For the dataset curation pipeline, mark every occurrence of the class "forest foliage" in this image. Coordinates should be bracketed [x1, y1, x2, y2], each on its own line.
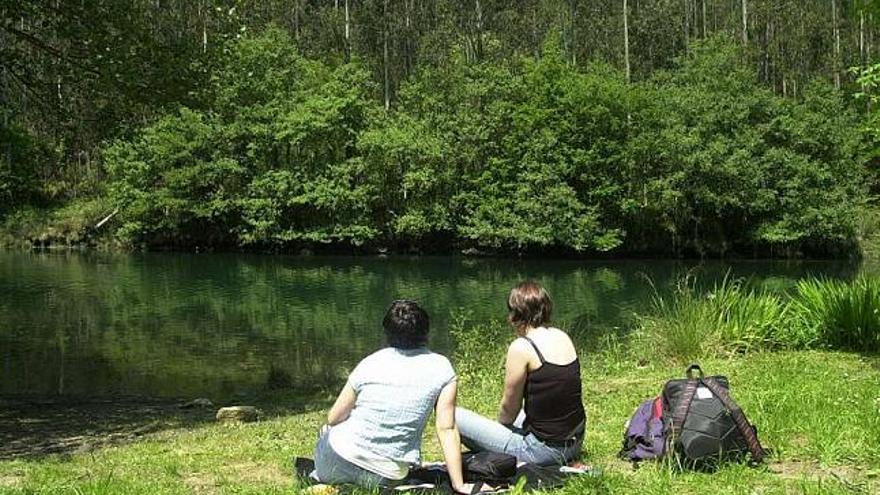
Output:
[2, 1, 879, 256]
[101, 30, 868, 255]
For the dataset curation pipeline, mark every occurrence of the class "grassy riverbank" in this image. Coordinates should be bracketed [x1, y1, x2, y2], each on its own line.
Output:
[0, 199, 116, 250]
[0, 316, 880, 494]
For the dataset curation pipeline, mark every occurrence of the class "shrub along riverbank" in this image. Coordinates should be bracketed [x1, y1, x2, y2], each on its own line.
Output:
[1, 278, 878, 494]
[2, 31, 872, 258]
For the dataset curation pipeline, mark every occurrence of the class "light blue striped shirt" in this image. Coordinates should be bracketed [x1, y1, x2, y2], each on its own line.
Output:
[328, 347, 456, 479]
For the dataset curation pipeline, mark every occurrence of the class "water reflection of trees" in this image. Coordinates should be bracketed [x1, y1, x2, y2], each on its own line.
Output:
[0, 252, 860, 399]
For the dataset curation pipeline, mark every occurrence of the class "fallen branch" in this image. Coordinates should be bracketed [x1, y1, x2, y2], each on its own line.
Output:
[94, 208, 119, 229]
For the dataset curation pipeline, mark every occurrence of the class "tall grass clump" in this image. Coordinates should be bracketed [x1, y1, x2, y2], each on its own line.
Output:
[449, 314, 528, 417]
[635, 276, 787, 362]
[449, 313, 506, 379]
[792, 277, 880, 352]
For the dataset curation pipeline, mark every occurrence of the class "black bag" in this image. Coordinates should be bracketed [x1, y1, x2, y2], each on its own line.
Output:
[462, 451, 517, 483]
[662, 364, 766, 466]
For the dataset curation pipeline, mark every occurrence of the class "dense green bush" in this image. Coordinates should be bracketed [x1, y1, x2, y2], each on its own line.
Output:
[371, 37, 628, 252]
[626, 39, 866, 255]
[105, 28, 379, 248]
[103, 30, 867, 255]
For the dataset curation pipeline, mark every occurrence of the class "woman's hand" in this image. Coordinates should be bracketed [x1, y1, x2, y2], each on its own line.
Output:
[452, 482, 475, 494]
[454, 481, 495, 494]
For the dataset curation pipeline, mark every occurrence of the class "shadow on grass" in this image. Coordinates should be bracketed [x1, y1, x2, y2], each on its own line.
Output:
[0, 396, 217, 460]
[0, 385, 337, 461]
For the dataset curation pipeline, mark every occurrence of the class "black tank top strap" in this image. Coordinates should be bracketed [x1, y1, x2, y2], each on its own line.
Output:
[520, 336, 546, 364]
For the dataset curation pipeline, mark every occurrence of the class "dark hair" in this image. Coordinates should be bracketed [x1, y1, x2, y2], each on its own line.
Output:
[383, 300, 430, 349]
[507, 281, 553, 333]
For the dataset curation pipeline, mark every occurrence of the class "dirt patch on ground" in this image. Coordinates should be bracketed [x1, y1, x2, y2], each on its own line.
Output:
[768, 460, 819, 478]
[180, 463, 288, 494]
[769, 460, 878, 492]
[788, 435, 810, 450]
[0, 397, 215, 460]
[184, 472, 218, 495]
[226, 461, 290, 485]
[0, 474, 23, 488]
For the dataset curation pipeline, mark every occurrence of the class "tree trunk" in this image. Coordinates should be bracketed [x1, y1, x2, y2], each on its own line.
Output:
[764, 16, 770, 84]
[683, 0, 691, 50]
[383, 0, 390, 110]
[712, 0, 717, 32]
[198, 1, 207, 54]
[701, 0, 706, 38]
[832, 0, 840, 89]
[293, 0, 300, 41]
[532, 5, 539, 58]
[405, 0, 415, 75]
[344, 0, 350, 62]
[861, 6, 866, 67]
[624, 0, 630, 83]
[570, 0, 577, 64]
[741, 0, 748, 44]
[475, 0, 483, 61]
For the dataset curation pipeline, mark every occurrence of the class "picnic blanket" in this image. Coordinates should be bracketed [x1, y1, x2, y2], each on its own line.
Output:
[293, 457, 600, 493]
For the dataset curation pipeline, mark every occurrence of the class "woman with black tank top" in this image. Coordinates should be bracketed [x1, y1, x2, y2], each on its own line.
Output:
[456, 281, 586, 466]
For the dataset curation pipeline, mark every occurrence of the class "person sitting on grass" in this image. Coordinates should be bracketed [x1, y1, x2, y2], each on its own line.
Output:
[456, 281, 586, 466]
[313, 300, 473, 493]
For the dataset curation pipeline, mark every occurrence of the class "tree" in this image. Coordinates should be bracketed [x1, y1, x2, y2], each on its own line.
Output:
[623, 0, 631, 83]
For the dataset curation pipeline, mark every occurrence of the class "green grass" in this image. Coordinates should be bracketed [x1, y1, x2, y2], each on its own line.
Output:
[634, 276, 787, 361]
[636, 275, 880, 360]
[1, 317, 878, 494]
[793, 277, 880, 352]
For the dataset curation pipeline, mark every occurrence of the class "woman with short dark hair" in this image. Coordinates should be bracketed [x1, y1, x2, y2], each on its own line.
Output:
[456, 281, 586, 466]
[313, 300, 472, 492]
[382, 300, 430, 348]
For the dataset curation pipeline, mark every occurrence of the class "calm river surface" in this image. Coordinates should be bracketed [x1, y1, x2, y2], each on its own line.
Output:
[0, 251, 863, 400]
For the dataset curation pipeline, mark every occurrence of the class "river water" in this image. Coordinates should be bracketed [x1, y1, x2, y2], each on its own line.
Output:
[0, 251, 861, 400]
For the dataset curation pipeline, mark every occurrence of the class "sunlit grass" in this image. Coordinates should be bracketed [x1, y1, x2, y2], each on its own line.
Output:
[792, 277, 880, 352]
[634, 276, 787, 361]
[636, 275, 880, 360]
[2, 306, 879, 494]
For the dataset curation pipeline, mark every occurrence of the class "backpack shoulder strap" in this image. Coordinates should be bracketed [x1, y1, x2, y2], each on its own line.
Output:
[671, 379, 699, 437]
[702, 377, 766, 462]
[520, 336, 546, 364]
[670, 363, 704, 437]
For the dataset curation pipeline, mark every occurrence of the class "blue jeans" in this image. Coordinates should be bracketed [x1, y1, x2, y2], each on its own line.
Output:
[455, 407, 583, 466]
[313, 429, 400, 488]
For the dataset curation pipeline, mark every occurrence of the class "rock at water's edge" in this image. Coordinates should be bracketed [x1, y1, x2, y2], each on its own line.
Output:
[216, 406, 261, 423]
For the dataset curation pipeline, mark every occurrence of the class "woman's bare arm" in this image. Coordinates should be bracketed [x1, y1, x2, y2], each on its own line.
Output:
[435, 380, 471, 494]
[498, 340, 529, 425]
[326, 383, 357, 426]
